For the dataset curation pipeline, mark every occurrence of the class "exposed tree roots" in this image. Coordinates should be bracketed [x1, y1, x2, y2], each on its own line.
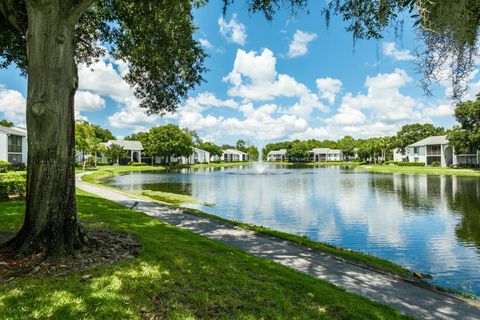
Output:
[0, 229, 141, 279]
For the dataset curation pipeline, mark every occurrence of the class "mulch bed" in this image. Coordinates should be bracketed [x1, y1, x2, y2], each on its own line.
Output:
[0, 229, 142, 280]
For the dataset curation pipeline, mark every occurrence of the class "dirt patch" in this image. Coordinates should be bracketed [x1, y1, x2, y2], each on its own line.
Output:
[0, 229, 141, 279]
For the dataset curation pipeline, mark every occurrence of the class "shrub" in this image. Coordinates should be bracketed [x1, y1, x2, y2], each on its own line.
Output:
[128, 162, 148, 166]
[384, 160, 398, 165]
[431, 161, 442, 167]
[0, 161, 11, 173]
[97, 162, 110, 166]
[0, 175, 26, 199]
[12, 163, 26, 171]
[397, 162, 425, 167]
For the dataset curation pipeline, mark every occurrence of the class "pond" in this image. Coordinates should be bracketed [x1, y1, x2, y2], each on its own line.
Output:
[104, 165, 480, 296]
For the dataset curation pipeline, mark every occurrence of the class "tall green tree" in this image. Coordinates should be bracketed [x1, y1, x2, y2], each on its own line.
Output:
[447, 95, 480, 154]
[0, 119, 14, 127]
[105, 143, 127, 166]
[287, 141, 311, 161]
[236, 139, 247, 151]
[198, 141, 223, 157]
[338, 136, 356, 159]
[0, 0, 206, 258]
[75, 121, 99, 161]
[395, 123, 445, 154]
[183, 128, 202, 145]
[92, 124, 115, 142]
[245, 145, 259, 161]
[148, 124, 193, 164]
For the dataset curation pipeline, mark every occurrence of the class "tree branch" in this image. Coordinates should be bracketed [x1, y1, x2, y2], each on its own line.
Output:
[69, 0, 96, 22]
[0, 0, 27, 33]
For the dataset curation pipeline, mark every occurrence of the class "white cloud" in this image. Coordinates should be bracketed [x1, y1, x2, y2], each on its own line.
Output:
[199, 38, 213, 50]
[288, 30, 317, 58]
[383, 42, 415, 61]
[74, 91, 105, 112]
[224, 48, 277, 86]
[184, 92, 239, 112]
[223, 48, 328, 119]
[340, 68, 422, 123]
[74, 110, 89, 122]
[326, 106, 367, 125]
[78, 56, 158, 131]
[423, 103, 455, 117]
[316, 77, 342, 104]
[297, 69, 435, 140]
[177, 101, 308, 141]
[78, 58, 132, 103]
[0, 85, 26, 122]
[107, 99, 157, 129]
[218, 14, 247, 46]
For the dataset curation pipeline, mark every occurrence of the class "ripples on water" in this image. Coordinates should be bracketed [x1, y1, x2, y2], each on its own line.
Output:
[105, 166, 480, 296]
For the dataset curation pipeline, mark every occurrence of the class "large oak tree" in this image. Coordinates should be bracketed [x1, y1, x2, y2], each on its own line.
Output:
[0, 0, 206, 258]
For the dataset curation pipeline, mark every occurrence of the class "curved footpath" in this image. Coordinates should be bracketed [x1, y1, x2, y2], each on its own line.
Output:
[76, 173, 480, 319]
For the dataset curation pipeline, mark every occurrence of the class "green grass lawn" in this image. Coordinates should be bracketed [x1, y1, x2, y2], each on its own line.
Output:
[0, 192, 411, 319]
[357, 164, 480, 177]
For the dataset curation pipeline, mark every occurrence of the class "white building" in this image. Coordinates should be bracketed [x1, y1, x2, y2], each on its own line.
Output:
[156, 147, 210, 164]
[222, 149, 249, 162]
[267, 149, 287, 162]
[102, 140, 144, 163]
[0, 125, 28, 165]
[395, 135, 479, 167]
[309, 148, 343, 162]
[393, 148, 408, 162]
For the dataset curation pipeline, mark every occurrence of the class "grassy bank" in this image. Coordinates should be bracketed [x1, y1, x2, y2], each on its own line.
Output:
[172, 161, 251, 169]
[80, 165, 163, 184]
[263, 161, 360, 166]
[82, 167, 413, 278]
[0, 192, 410, 319]
[183, 208, 411, 277]
[307, 161, 361, 166]
[357, 164, 480, 177]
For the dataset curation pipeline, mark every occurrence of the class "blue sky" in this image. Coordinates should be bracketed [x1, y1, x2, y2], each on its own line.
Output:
[1, 1, 479, 145]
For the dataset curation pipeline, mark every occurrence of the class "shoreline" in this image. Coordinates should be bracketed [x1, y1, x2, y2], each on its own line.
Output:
[75, 170, 480, 318]
[80, 165, 480, 300]
[80, 167, 416, 277]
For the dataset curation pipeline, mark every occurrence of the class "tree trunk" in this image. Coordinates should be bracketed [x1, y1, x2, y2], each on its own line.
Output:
[2, 2, 87, 258]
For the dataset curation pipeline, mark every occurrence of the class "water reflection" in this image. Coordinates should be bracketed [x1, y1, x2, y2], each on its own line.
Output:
[105, 166, 480, 295]
[371, 174, 480, 248]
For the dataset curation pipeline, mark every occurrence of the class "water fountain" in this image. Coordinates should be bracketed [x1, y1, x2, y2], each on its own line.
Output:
[252, 148, 268, 174]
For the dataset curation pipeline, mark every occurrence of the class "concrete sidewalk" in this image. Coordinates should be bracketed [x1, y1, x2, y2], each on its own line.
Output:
[76, 174, 480, 319]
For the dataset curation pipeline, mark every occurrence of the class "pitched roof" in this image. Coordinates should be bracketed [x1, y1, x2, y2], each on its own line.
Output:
[193, 147, 209, 154]
[409, 135, 448, 147]
[267, 149, 287, 155]
[0, 125, 27, 136]
[310, 148, 342, 154]
[106, 140, 143, 151]
[223, 149, 247, 155]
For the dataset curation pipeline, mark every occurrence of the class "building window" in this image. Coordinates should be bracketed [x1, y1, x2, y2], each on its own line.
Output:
[8, 154, 22, 164]
[427, 145, 441, 156]
[413, 147, 419, 155]
[8, 135, 22, 153]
